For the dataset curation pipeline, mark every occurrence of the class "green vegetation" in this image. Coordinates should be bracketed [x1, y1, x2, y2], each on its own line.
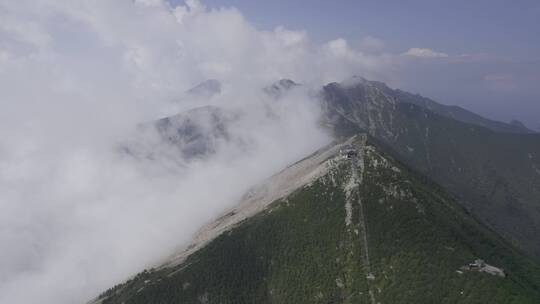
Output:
[99, 139, 540, 304]
[322, 80, 540, 259]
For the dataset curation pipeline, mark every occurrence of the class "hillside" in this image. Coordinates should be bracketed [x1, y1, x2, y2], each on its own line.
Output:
[320, 79, 540, 258]
[95, 135, 540, 304]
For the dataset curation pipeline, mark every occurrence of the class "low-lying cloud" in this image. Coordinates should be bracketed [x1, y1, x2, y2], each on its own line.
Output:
[402, 47, 449, 58]
[0, 0, 392, 303]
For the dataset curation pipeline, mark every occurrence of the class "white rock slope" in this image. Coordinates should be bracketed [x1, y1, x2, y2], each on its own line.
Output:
[163, 135, 365, 268]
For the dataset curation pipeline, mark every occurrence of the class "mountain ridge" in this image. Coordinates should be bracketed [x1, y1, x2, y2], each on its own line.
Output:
[161, 136, 362, 269]
[94, 76, 540, 303]
[345, 76, 534, 134]
[95, 134, 540, 304]
[320, 78, 540, 259]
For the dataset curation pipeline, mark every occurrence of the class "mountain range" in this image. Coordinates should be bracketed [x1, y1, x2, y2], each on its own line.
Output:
[320, 77, 540, 259]
[94, 77, 540, 303]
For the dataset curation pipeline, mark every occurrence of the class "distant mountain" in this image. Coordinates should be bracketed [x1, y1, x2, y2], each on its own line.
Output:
[96, 135, 540, 304]
[263, 79, 299, 99]
[363, 78, 534, 134]
[320, 77, 540, 259]
[153, 105, 233, 159]
[132, 79, 301, 160]
[119, 105, 239, 163]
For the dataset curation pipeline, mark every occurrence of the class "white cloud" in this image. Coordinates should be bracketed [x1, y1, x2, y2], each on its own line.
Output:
[135, 0, 166, 7]
[484, 73, 513, 82]
[484, 73, 516, 91]
[0, 1, 390, 304]
[0, 49, 10, 63]
[274, 26, 307, 47]
[403, 47, 449, 58]
[359, 35, 385, 51]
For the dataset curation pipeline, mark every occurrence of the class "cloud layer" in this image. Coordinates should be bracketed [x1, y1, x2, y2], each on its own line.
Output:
[402, 47, 449, 58]
[0, 1, 395, 303]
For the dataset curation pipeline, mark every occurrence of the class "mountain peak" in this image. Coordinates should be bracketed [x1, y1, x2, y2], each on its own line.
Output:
[276, 78, 297, 89]
[264, 79, 299, 98]
[339, 75, 369, 87]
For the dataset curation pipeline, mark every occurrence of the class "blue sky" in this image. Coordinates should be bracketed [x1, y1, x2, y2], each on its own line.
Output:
[197, 0, 540, 58]
[172, 0, 540, 129]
